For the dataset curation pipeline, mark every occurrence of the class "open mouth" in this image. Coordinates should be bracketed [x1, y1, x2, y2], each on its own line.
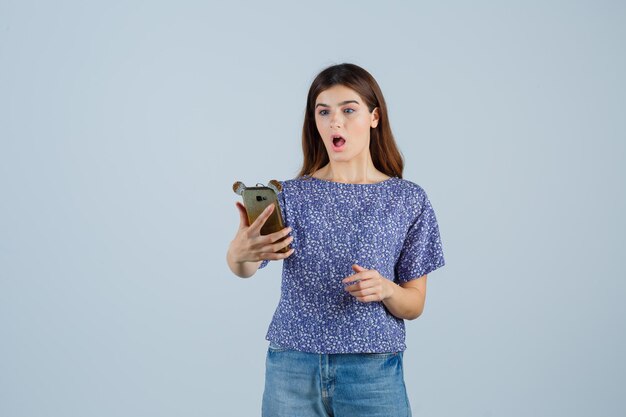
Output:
[332, 135, 346, 148]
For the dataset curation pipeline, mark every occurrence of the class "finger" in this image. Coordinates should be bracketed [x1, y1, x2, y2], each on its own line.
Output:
[249, 203, 275, 233]
[252, 225, 292, 250]
[347, 287, 380, 301]
[344, 264, 368, 283]
[345, 284, 382, 300]
[342, 272, 359, 284]
[343, 278, 356, 286]
[235, 202, 250, 228]
[345, 279, 375, 292]
[342, 271, 371, 284]
[356, 294, 382, 303]
[259, 248, 295, 261]
[348, 288, 372, 298]
[278, 235, 294, 251]
[264, 225, 293, 243]
[261, 234, 294, 253]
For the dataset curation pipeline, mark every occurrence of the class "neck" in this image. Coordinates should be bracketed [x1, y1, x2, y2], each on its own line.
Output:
[318, 156, 383, 184]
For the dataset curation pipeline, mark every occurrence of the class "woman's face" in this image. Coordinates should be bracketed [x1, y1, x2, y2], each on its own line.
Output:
[314, 84, 379, 163]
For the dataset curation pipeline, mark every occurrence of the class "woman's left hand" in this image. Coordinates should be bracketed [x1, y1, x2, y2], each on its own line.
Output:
[342, 264, 396, 302]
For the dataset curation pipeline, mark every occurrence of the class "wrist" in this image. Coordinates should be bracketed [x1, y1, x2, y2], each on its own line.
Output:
[383, 278, 397, 301]
[226, 244, 245, 265]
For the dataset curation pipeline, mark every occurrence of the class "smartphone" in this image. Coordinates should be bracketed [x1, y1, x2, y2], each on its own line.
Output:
[241, 185, 291, 253]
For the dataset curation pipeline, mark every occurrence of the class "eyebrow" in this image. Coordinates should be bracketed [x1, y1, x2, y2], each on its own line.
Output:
[315, 100, 360, 108]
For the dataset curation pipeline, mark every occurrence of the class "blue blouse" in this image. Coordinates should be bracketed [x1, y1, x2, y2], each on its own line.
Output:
[258, 175, 445, 354]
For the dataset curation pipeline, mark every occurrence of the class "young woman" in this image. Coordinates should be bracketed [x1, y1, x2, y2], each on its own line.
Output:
[226, 63, 445, 417]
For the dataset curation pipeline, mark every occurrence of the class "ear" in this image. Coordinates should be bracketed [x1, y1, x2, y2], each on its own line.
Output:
[268, 179, 282, 194]
[370, 107, 380, 128]
[232, 181, 246, 195]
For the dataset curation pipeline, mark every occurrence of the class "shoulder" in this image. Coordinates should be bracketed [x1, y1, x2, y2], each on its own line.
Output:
[270, 177, 311, 204]
[389, 177, 429, 203]
[275, 176, 315, 191]
[392, 177, 425, 193]
[388, 178, 441, 222]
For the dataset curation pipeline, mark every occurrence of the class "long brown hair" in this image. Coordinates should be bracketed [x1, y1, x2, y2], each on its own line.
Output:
[296, 63, 404, 179]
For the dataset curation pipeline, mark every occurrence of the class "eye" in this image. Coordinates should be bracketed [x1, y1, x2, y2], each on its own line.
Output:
[318, 109, 329, 116]
[344, 108, 355, 114]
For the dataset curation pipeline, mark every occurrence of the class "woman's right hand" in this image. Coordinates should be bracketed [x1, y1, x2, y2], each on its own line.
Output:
[227, 202, 295, 265]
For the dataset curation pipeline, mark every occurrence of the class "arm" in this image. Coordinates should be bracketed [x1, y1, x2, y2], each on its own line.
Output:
[226, 252, 264, 278]
[226, 202, 294, 278]
[382, 276, 427, 320]
[343, 264, 427, 320]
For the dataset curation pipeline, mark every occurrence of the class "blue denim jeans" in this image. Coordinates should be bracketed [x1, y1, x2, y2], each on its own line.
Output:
[262, 343, 412, 417]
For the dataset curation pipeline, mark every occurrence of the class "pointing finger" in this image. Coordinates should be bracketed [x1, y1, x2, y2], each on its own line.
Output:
[343, 265, 369, 284]
[343, 273, 363, 285]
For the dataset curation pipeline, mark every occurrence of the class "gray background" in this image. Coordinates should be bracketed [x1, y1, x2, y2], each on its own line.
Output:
[1, 1, 625, 416]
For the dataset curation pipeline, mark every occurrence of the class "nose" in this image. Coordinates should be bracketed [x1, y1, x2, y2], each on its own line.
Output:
[330, 110, 342, 128]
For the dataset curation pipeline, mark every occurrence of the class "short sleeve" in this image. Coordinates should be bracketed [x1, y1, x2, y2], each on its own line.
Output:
[395, 193, 445, 282]
[258, 181, 287, 270]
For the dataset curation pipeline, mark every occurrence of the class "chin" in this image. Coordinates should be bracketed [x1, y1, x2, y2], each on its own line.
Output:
[329, 153, 352, 162]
